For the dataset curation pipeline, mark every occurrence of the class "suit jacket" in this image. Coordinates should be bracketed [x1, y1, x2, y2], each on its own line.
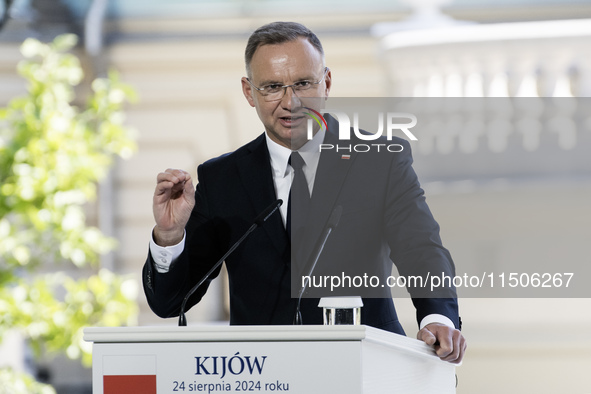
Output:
[143, 115, 460, 334]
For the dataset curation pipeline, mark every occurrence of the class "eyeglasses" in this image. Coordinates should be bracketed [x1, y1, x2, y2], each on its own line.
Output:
[246, 67, 329, 102]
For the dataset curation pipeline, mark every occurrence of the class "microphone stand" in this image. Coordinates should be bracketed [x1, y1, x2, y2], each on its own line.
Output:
[178, 200, 282, 326]
[293, 206, 342, 325]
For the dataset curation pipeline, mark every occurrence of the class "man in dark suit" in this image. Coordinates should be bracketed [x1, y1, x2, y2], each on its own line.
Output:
[143, 21, 466, 363]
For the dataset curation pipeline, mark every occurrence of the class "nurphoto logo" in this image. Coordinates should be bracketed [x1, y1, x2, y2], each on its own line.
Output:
[304, 109, 418, 153]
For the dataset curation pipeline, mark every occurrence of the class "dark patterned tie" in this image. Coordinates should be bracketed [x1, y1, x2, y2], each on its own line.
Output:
[287, 151, 311, 240]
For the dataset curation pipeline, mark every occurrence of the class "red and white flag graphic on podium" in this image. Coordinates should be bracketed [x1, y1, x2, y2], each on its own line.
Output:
[103, 355, 157, 394]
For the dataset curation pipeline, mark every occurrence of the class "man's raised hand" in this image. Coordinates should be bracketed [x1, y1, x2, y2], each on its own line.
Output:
[152, 168, 195, 246]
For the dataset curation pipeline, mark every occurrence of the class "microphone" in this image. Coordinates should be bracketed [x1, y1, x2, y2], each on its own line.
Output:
[178, 199, 283, 326]
[294, 205, 342, 325]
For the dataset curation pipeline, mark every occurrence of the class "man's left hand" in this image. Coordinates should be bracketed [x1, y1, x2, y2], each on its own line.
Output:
[417, 323, 466, 364]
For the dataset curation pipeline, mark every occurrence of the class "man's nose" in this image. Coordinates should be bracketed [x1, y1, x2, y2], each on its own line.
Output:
[281, 85, 301, 109]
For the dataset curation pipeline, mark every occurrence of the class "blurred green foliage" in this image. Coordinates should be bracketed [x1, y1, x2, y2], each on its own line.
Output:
[0, 34, 139, 389]
[0, 368, 56, 394]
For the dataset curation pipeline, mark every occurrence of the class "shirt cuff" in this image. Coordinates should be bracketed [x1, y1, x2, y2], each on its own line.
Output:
[149, 228, 186, 273]
[419, 314, 456, 330]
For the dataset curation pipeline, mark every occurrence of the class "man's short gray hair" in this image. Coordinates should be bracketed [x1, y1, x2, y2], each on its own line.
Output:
[245, 21, 324, 77]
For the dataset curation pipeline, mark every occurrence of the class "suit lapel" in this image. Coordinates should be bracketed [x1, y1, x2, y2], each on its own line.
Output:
[236, 134, 288, 256]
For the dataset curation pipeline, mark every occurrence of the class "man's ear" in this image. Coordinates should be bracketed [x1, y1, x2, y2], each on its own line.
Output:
[241, 77, 256, 108]
[323, 68, 332, 98]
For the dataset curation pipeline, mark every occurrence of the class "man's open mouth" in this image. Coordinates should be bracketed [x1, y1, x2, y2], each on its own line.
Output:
[279, 115, 305, 125]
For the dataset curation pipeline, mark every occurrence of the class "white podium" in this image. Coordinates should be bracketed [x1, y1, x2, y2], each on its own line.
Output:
[84, 325, 455, 394]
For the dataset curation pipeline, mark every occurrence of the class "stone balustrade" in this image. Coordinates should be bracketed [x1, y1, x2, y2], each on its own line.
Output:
[377, 20, 591, 182]
[378, 18, 591, 98]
